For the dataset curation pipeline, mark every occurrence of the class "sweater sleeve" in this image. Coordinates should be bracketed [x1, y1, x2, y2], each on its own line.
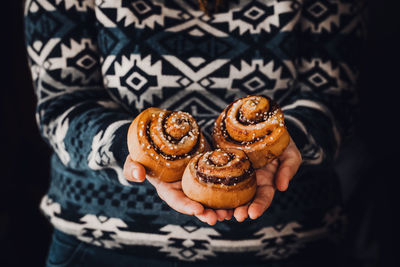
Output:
[281, 0, 366, 165]
[24, 0, 133, 185]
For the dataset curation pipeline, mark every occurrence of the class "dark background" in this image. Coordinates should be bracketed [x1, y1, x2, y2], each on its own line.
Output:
[1, 0, 398, 266]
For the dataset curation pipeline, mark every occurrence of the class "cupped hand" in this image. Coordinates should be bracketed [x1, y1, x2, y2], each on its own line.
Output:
[123, 156, 232, 225]
[233, 137, 302, 222]
[123, 137, 301, 224]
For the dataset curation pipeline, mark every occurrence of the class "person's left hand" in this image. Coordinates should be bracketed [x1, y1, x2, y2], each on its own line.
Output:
[233, 137, 302, 222]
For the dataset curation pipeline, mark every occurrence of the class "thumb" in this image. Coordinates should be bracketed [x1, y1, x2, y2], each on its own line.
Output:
[123, 156, 146, 182]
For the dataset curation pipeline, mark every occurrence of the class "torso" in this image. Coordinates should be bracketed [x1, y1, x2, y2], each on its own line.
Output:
[95, 0, 301, 139]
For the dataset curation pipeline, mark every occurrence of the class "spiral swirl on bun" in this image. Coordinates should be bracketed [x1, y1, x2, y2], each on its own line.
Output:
[182, 148, 256, 209]
[212, 95, 290, 169]
[127, 108, 209, 182]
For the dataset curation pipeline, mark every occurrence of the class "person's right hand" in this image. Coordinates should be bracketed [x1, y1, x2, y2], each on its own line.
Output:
[123, 155, 233, 225]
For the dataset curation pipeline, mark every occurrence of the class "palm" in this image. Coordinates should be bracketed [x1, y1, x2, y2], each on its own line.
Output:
[123, 138, 301, 225]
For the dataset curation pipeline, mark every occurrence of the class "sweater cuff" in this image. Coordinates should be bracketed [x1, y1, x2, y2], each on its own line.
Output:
[111, 122, 130, 168]
[284, 114, 331, 166]
[284, 118, 308, 153]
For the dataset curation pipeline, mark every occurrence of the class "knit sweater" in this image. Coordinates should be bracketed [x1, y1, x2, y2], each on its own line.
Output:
[24, 0, 365, 264]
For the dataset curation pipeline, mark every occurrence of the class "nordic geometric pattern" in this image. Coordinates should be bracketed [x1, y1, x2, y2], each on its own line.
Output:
[24, 0, 365, 263]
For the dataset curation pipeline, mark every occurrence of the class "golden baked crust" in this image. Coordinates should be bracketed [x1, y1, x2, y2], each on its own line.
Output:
[212, 95, 290, 169]
[182, 148, 257, 209]
[127, 107, 209, 182]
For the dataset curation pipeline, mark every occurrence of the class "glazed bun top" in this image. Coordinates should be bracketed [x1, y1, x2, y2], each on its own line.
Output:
[215, 95, 285, 146]
[194, 148, 254, 186]
[129, 107, 206, 162]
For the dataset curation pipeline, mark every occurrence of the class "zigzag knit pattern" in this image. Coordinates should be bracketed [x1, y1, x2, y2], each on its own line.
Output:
[25, 0, 365, 263]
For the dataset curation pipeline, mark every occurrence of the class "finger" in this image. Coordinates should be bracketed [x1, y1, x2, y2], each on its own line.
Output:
[196, 209, 218, 225]
[149, 179, 204, 216]
[215, 209, 229, 221]
[248, 186, 275, 220]
[233, 204, 249, 222]
[226, 209, 234, 220]
[123, 156, 146, 182]
[275, 151, 301, 192]
[255, 159, 279, 187]
[146, 176, 161, 187]
[163, 190, 204, 215]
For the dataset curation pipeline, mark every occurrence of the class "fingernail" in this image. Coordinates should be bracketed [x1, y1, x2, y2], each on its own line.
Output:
[132, 168, 140, 180]
[235, 217, 244, 222]
[249, 213, 258, 220]
[194, 207, 204, 215]
[282, 181, 289, 191]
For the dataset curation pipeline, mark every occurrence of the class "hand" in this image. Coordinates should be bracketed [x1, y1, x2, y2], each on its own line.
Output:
[123, 156, 232, 225]
[233, 137, 302, 222]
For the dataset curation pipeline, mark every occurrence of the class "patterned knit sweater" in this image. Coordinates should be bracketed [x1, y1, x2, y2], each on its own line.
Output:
[24, 0, 365, 264]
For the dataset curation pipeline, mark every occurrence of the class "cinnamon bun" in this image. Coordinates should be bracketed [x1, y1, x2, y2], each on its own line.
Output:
[127, 108, 209, 182]
[182, 148, 256, 209]
[212, 95, 290, 169]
